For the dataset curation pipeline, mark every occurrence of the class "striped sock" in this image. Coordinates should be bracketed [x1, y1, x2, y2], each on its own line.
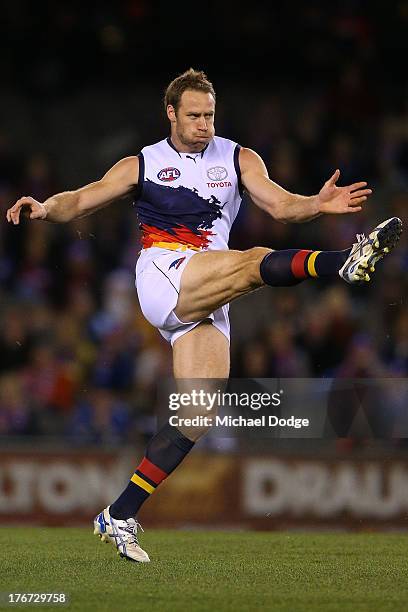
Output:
[130, 457, 168, 496]
[260, 248, 350, 286]
[109, 424, 194, 519]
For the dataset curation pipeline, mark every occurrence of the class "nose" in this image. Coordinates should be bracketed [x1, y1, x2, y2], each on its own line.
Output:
[198, 116, 207, 131]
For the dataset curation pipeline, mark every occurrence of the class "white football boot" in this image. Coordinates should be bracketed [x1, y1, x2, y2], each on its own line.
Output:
[339, 217, 402, 284]
[93, 506, 150, 563]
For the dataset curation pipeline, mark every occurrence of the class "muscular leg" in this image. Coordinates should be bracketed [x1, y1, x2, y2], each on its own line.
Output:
[109, 321, 229, 519]
[173, 319, 230, 441]
[175, 247, 270, 322]
[173, 319, 230, 379]
[175, 246, 349, 322]
[176, 217, 404, 322]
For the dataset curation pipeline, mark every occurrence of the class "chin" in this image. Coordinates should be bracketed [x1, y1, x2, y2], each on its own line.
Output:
[193, 137, 210, 148]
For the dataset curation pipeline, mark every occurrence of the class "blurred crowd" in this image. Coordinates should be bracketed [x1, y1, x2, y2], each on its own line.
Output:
[0, 2, 407, 444]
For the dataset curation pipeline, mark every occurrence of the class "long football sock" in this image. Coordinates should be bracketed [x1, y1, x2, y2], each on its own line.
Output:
[109, 423, 194, 519]
[260, 248, 350, 286]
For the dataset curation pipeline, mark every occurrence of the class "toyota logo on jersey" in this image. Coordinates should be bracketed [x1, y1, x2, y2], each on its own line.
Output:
[207, 166, 228, 181]
[157, 167, 181, 182]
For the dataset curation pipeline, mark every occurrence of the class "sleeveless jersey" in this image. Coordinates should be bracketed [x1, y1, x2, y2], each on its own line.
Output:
[134, 136, 243, 251]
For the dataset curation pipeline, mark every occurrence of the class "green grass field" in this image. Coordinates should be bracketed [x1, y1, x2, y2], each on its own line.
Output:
[0, 528, 407, 612]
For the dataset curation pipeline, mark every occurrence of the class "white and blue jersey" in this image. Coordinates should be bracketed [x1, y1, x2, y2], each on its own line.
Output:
[135, 136, 243, 251]
[134, 135, 243, 345]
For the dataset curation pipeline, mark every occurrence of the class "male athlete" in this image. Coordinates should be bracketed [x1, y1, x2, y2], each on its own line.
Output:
[6, 69, 402, 562]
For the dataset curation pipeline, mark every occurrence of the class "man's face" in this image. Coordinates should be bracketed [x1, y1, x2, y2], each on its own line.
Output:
[167, 90, 215, 152]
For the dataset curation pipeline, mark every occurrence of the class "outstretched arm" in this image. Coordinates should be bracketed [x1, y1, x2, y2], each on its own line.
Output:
[6, 156, 139, 224]
[239, 147, 371, 223]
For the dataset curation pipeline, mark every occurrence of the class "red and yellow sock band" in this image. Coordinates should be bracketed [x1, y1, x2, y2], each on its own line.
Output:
[291, 250, 322, 279]
[130, 458, 168, 494]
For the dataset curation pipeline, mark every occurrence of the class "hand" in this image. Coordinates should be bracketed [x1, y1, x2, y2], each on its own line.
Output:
[6, 196, 47, 225]
[317, 169, 372, 214]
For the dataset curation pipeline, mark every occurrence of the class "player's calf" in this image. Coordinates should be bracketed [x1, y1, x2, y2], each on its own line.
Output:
[108, 423, 194, 521]
[260, 248, 350, 286]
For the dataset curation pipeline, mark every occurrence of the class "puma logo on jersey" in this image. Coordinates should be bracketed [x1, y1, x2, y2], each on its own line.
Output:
[158, 167, 181, 182]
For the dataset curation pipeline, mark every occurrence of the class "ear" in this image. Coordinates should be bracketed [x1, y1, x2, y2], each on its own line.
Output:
[167, 104, 177, 123]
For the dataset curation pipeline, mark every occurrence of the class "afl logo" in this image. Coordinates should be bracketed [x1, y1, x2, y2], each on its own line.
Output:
[207, 166, 228, 181]
[158, 167, 181, 182]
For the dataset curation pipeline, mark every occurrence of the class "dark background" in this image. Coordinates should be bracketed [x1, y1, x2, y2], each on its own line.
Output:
[0, 1, 407, 445]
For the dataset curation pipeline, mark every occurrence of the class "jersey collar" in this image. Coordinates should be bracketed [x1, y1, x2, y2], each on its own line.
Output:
[166, 137, 209, 158]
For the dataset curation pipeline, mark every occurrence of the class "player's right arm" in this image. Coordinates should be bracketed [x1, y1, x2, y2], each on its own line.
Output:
[6, 156, 139, 224]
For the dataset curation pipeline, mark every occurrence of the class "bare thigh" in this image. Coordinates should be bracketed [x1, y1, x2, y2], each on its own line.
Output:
[174, 247, 271, 322]
[172, 320, 230, 440]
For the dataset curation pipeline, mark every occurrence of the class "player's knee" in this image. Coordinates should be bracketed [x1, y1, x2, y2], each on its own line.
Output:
[244, 246, 272, 260]
[239, 247, 272, 287]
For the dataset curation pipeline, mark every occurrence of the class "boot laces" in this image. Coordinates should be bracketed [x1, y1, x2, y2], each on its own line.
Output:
[121, 518, 144, 545]
[351, 233, 368, 257]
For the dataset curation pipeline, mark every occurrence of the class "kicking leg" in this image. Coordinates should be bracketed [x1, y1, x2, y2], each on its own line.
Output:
[174, 246, 349, 322]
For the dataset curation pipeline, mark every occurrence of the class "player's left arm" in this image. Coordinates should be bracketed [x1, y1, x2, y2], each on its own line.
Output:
[239, 147, 372, 223]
